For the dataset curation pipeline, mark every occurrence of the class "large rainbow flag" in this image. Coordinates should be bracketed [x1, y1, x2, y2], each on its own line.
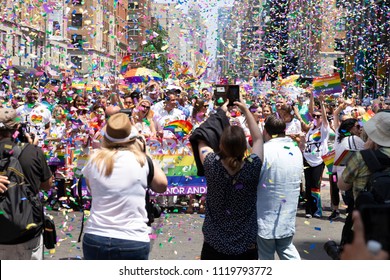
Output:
[313, 73, 342, 96]
[120, 55, 131, 74]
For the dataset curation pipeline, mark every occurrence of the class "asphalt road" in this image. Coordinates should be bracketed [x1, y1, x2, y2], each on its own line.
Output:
[43, 176, 345, 260]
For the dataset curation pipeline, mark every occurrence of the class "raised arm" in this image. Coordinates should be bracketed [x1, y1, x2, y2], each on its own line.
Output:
[234, 99, 264, 161]
[319, 94, 329, 128]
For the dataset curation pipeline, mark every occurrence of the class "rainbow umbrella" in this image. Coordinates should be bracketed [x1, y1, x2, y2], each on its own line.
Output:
[123, 67, 162, 83]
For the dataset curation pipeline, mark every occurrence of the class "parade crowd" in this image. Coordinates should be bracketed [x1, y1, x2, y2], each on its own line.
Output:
[0, 75, 389, 260]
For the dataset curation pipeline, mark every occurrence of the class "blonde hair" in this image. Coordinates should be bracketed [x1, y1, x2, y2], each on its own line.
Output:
[90, 137, 146, 177]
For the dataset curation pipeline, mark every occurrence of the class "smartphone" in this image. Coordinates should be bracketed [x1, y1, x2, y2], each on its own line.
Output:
[360, 204, 390, 252]
[214, 85, 240, 106]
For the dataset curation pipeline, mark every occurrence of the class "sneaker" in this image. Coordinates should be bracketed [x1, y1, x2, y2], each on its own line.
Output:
[305, 213, 312, 219]
[313, 213, 322, 219]
[328, 210, 340, 221]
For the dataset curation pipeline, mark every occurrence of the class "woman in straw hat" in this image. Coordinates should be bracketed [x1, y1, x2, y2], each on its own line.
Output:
[81, 113, 167, 260]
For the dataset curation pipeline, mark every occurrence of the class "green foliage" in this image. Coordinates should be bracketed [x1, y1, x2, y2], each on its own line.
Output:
[140, 22, 169, 80]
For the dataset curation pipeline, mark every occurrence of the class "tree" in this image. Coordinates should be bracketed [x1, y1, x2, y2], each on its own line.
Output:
[140, 22, 169, 80]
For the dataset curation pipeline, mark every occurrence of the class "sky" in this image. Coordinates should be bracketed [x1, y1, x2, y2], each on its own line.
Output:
[154, 0, 235, 60]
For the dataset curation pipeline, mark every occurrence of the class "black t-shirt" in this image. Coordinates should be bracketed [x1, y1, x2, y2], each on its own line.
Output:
[18, 143, 52, 194]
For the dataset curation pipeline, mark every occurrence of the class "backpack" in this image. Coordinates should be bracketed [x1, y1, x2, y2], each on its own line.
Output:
[355, 149, 390, 210]
[0, 142, 43, 244]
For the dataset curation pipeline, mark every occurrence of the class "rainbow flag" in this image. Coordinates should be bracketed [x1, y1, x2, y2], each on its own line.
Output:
[334, 150, 356, 166]
[321, 150, 335, 173]
[120, 55, 131, 74]
[362, 109, 375, 123]
[114, 0, 118, 9]
[313, 73, 342, 96]
[163, 120, 193, 140]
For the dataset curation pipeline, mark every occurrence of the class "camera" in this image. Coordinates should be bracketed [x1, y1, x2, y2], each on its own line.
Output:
[324, 240, 342, 260]
[17, 122, 34, 143]
[119, 108, 133, 118]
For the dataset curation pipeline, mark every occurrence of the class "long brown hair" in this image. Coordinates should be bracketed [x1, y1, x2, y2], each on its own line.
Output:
[219, 126, 247, 174]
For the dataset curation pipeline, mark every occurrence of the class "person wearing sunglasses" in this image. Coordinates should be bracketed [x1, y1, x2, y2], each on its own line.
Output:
[302, 93, 331, 219]
[132, 99, 156, 139]
[330, 118, 365, 221]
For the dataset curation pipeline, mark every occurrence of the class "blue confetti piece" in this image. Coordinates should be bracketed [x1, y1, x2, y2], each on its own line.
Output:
[314, 227, 321, 231]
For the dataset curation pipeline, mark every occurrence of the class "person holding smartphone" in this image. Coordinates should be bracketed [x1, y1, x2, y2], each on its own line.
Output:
[195, 98, 264, 259]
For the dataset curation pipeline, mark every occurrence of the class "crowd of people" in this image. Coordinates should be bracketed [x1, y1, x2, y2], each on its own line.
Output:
[0, 76, 389, 260]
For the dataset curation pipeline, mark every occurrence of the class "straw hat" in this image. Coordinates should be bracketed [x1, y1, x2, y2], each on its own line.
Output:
[364, 111, 390, 147]
[103, 113, 138, 143]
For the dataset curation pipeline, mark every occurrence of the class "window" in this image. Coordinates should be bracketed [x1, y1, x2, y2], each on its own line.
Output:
[334, 38, 345, 51]
[71, 34, 83, 48]
[129, 1, 139, 9]
[71, 56, 82, 69]
[127, 19, 140, 36]
[71, 13, 83, 27]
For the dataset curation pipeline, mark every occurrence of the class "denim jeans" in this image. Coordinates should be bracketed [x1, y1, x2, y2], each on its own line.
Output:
[82, 233, 150, 260]
[257, 235, 301, 260]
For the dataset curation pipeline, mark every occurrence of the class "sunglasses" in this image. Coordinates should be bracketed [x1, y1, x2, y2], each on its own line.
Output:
[141, 104, 150, 109]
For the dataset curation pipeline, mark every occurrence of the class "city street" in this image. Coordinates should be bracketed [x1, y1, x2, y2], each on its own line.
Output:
[43, 175, 345, 260]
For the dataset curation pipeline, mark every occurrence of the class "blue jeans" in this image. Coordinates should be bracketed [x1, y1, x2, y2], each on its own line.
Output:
[257, 235, 301, 260]
[82, 233, 150, 260]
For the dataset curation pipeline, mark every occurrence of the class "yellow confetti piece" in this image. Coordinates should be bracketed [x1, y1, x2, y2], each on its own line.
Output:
[304, 221, 310, 225]
[268, 179, 273, 183]
[304, 250, 309, 254]
[26, 223, 38, 230]
[49, 249, 56, 254]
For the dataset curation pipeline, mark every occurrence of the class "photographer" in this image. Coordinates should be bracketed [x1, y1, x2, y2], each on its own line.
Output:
[341, 211, 388, 260]
[0, 108, 52, 260]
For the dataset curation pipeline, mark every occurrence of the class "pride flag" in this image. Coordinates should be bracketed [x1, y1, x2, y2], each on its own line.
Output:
[362, 109, 375, 123]
[163, 120, 193, 140]
[313, 73, 342, 96]
[321, 150, 335, 173]
[120, 55, 131, 74]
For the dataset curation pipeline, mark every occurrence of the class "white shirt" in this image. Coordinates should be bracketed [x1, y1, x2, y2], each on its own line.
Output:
[303, 124, 330, 167]
[153, 107, 185, 138]
[333, 133, 365, 178]
[257, 137, 303, 239]
[82, 150, 150, 242]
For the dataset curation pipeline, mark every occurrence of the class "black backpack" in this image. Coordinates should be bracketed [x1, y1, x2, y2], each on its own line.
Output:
[0, 142, 43, 244]
[355, 149, 390, 209]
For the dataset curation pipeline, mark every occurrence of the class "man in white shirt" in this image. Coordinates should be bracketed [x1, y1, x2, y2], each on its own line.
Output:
[257, 114, 303, 260]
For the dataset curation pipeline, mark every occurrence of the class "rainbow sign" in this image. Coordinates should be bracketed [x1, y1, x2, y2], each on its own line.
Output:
[313, 73, 342, 96]
[163, 120, 193, 140]
[149, 155, 206, 196]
